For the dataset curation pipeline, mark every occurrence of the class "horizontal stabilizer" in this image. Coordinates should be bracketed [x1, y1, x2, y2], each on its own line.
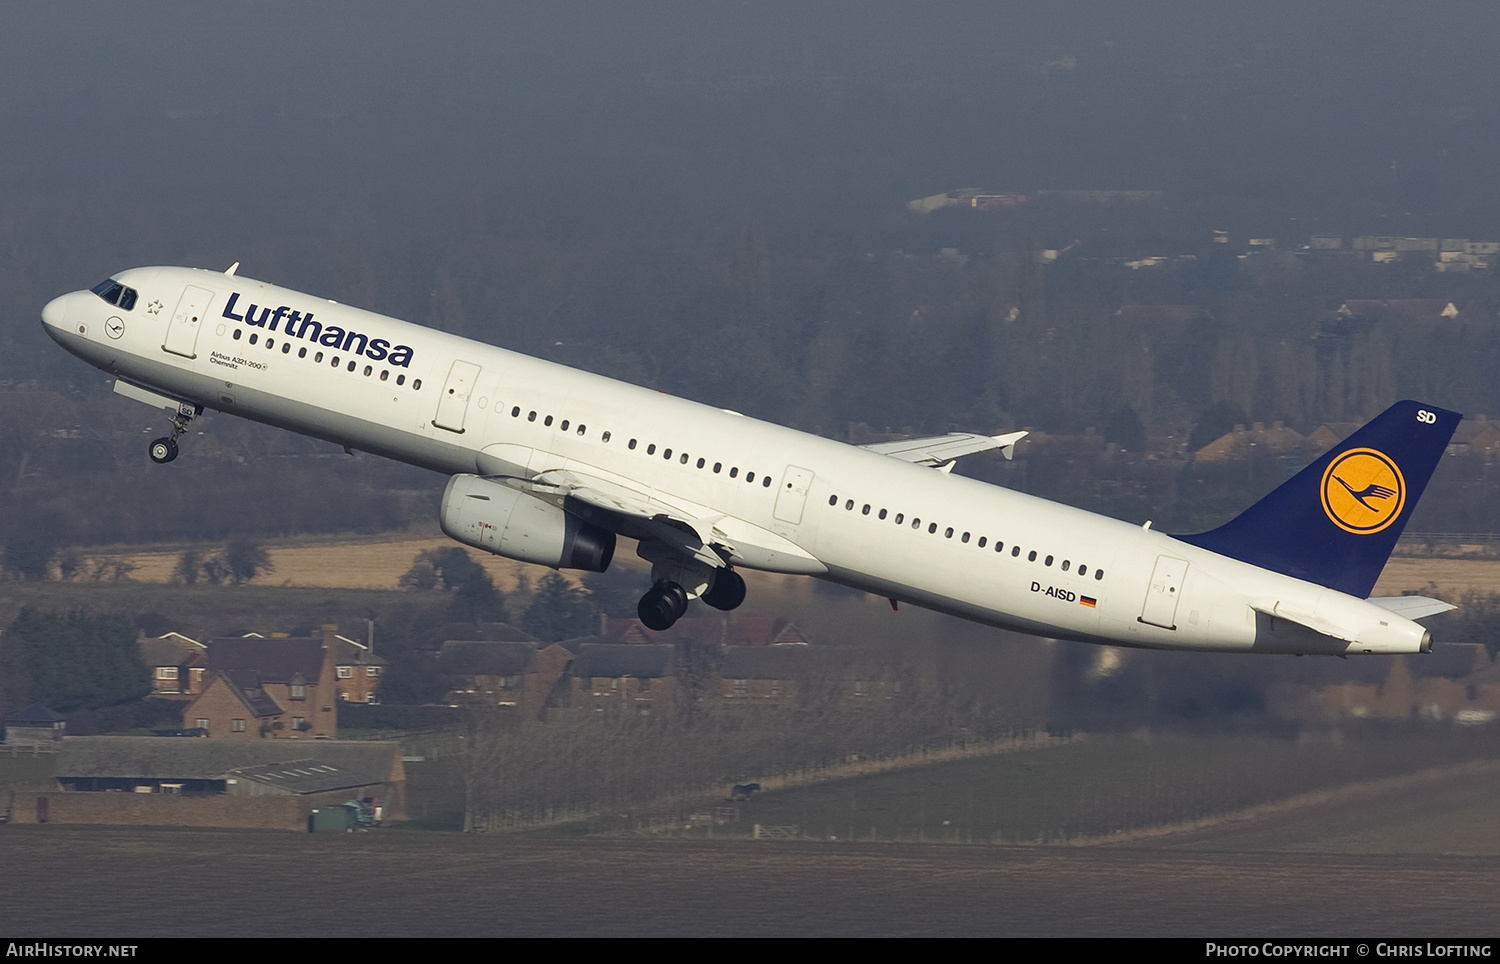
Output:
[1250, 601, 1357, 643]
[862, 430, 1027, 466]
[1366, 595, 1457, 621]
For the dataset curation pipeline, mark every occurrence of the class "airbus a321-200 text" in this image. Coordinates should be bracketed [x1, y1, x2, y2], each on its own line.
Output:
[42, 265, 1463, 655]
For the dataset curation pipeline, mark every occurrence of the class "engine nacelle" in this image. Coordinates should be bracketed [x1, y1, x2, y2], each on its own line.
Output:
[439, 474, 615, 572]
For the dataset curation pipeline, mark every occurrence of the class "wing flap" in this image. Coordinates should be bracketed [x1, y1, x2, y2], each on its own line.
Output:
[507, 469, 730, 568]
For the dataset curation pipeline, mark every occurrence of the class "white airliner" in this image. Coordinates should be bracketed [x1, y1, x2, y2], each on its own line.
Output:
[42, 265, 1462, 654]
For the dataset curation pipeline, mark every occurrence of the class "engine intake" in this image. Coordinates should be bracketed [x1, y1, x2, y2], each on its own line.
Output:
[439, 474, 615, 572]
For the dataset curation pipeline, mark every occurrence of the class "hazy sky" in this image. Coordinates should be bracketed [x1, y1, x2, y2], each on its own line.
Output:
[8, 2, 1500, 228]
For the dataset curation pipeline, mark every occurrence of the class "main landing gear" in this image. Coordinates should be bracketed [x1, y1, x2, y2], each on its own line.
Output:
[636, 567, 747, 631]
[148, 402, 200, 464]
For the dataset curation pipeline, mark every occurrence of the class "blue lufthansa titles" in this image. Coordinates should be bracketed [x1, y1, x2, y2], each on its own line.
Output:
[222, 292, 414, 367]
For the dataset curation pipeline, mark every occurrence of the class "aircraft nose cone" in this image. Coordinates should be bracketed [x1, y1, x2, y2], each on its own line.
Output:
[41, 293, 69, 330]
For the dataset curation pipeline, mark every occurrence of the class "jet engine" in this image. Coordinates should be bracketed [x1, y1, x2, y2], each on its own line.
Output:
[439, 474, 615, 572]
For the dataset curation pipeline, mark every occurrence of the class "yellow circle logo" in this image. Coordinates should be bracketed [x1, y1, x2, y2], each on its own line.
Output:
[1321, 448, 1406, 534]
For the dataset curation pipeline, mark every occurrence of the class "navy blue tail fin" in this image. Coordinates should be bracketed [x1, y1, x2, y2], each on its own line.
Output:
[1175, 400, 1461, 597]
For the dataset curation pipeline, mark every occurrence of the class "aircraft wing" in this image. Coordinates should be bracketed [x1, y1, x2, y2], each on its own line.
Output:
[502, 469, 731, 568]
[861, 431, 1027, 467]
[1366, 596, 1457, 620]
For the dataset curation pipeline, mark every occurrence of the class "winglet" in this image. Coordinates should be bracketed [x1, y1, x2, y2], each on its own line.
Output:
[992, 430, 1027, 460]
[1176, 400, 1461, 597]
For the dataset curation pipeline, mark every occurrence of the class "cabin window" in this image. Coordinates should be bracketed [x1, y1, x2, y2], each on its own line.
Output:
[730, 468, 738, 478]
[862, 505, 871, 515]
[663, 448, 672, 459]
[347, 361, 356, 371]
[894, 513, 903, 524]
[713, 462, 721, 473]
[545, 415, 553, 426]
[746, 471, 755, 483]
[912, 518, 921, 529]
[560, 420, 569, 431]
[233, 329, 242, 340]
[413, 379, 422, 390]
[396, 374, 405, 385]
[1012, 546, 1021, 557]
[380, 370, 388, 381]
[363, 365, 372, 376]
[929, 523, 938, 534]
[648, 444, 657, 455]
[528, 411, 537, 422]
[579, 425, 588, 436]
[978, 537, 987, 547]
[249, 333, 259, 345]
[283, 343, 291, 354]
[628, 439, 637, 449]
[878, 509, 887, 520]
[265, 338, 274, 349]
[1078, 565, 1087, 576]
[331, 355, 340, 366]
[299, 347, 307, 358]
[1061, 560, 1070, 571]
[602, 431, 611, 442]
[845, 500, 854, 511]
[961, 532, 969, 543]
[681, 453, 690, 464]
[1028, 551, 1038, 562]
[315, 351, 323, 362]
[696, 457, 705, 468]
[1095, 570, 1104, 580]
[1044, 555, 1053, 566]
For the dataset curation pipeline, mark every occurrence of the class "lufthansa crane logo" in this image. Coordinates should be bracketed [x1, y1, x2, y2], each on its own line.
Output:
[1321, 448, 1406, 534]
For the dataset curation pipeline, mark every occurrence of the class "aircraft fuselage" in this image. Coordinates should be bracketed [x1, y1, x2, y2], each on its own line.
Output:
[42, 266, 1448, 655]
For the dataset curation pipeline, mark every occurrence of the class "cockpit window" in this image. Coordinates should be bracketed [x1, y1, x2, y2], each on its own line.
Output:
[90, 278, 138, 310]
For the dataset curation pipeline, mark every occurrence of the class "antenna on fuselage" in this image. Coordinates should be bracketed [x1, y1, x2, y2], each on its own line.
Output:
[224, 262, 240, 277]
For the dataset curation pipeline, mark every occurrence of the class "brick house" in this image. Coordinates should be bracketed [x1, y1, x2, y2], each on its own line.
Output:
[140, 632, 207, 697]
[438, 639, 573, 717]
[331, 634, 387, 704]
[182, 629, 341, 738]
[569, 643, 678, 716]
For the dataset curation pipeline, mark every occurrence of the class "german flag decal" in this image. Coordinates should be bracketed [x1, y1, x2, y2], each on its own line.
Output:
[1080, 595, 1097, 608]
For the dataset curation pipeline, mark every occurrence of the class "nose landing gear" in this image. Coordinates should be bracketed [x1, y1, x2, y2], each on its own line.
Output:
[148, 437, 179, 464]
[148, 402, 200, 464]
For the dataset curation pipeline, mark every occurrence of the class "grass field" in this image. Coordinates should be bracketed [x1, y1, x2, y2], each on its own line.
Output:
[4, 828, 1497, 937]
[647, 729, 1500, 849]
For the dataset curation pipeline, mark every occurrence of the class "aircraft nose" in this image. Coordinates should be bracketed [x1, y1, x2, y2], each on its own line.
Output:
[41, 292, 75, 338]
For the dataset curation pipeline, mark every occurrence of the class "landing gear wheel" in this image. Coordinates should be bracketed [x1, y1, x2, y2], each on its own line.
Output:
[702, 569, 747, 611]
[638, 580, 690, 631]
[149, 437, 179, 464]
[147, 402, 200, 464]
